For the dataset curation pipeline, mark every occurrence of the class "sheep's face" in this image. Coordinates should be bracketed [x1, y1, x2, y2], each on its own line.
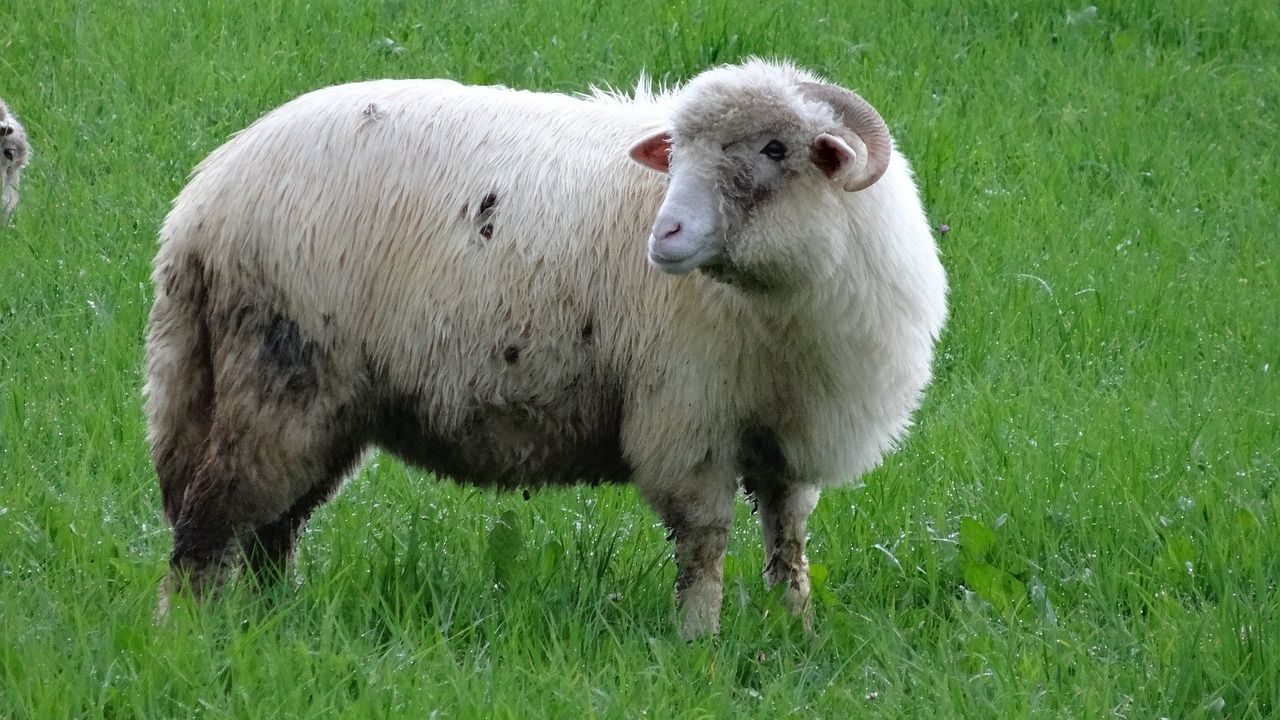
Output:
[632, 135, 786, 275]
[0, 110, 29, 171]
[629, 63, 889, 290]
[1, 106, 30, 220]
[630, 124, 818, 282]
[1, 135, 29, 169]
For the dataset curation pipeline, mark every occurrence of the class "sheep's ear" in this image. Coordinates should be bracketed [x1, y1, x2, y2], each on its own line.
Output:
[629, 131, 672, 173]
[810, 132, 869, 191]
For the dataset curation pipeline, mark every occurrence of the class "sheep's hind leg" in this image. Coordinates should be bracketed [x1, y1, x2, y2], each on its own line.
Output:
[165, 413, 361, 608]
[241, 435, 362, 587]
[748, 479, 819, 629]
[164, 433, 262, 609]
[162, 310, 362, 612]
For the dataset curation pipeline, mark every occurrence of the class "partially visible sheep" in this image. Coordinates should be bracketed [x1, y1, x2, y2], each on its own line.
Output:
[0, 99, 30, 223]
[147, 59, 947, 638]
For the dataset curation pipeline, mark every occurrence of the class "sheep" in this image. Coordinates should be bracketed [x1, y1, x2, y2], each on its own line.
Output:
[1, 99, 31, 223]
[146, 58, 947, 638]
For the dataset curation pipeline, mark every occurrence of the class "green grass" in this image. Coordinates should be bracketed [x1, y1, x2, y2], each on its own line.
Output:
[2, 0, 1278, 717]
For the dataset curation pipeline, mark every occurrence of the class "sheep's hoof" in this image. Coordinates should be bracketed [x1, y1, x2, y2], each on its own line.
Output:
[678, 582, 723, 641]
[680, 610, 721, 642]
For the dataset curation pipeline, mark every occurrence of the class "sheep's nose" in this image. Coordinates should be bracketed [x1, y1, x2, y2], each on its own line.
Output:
[653, 217, 682, 240]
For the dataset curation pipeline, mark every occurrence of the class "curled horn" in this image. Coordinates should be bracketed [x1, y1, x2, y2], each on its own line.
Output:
[798, 82, 891, 191]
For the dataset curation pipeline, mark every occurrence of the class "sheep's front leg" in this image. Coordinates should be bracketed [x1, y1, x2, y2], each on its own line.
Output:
[754, 482, 819, 628]
[672, 518, 732, 639]
[644, 471, 736, 640]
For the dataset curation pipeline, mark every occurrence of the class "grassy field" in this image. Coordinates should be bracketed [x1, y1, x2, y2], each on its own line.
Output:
[2, 0, 1277, 717]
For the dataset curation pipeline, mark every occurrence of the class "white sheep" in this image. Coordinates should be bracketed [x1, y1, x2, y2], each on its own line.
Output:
[1, 99, 31, 223]
[146, 59, 947, 638]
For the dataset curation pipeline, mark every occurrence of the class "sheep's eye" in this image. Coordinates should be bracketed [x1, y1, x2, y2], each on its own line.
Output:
[1, 148, 12, 161]
[761, 139, 787, 161]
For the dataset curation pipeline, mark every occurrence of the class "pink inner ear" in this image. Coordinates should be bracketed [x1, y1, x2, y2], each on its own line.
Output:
[629, 131, 672, 173]
[810, 133, 854, 179]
